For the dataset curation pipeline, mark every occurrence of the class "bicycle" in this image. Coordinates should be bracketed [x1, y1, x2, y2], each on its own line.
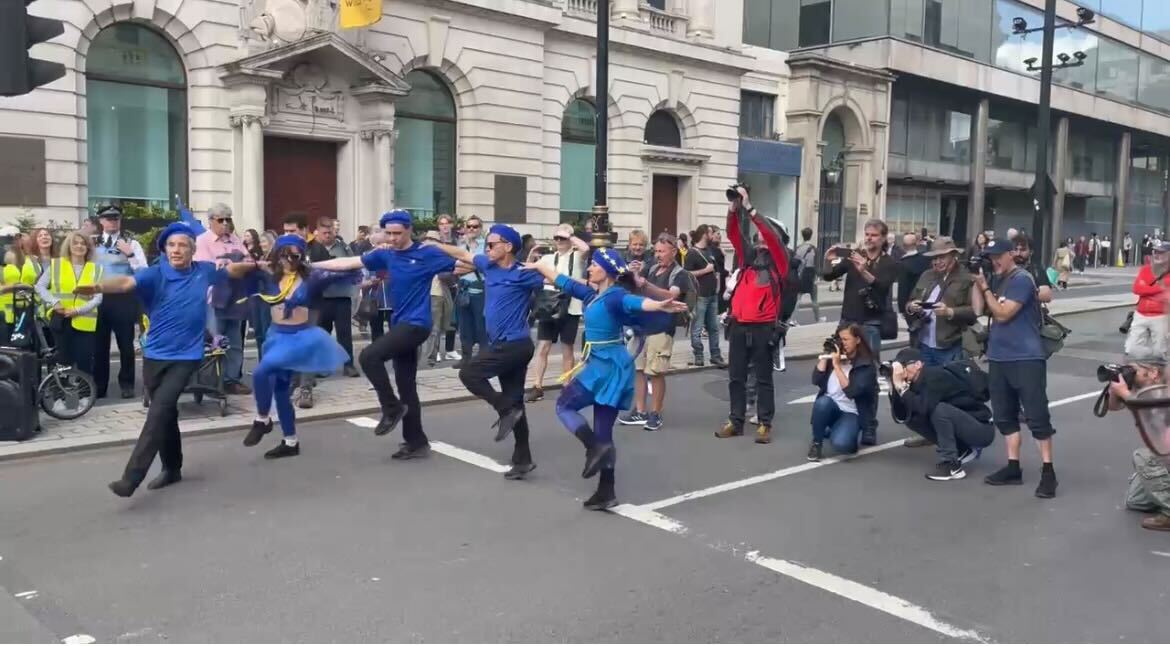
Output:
[4, 285, 98, 421]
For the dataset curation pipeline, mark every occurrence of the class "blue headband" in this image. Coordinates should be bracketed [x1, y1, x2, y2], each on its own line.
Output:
[273, 234, 307, 253]
[591, 247, 629, 278]
[156, 222, 197, 252]
[488, 224, 522, 253]
[379, 209, 412, 229]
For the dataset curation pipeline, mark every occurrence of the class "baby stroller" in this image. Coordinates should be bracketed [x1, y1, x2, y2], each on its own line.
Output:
[141, 324, 230, 416]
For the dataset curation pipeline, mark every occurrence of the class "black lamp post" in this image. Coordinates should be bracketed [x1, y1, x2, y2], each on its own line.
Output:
[1013, 2, 1094, 261]
[591, 0, 617, 248]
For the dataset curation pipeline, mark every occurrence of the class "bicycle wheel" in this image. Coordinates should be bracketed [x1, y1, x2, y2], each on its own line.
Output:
[39, 367, 97, 420]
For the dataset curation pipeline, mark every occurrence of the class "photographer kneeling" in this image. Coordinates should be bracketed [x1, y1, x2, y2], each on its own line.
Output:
[887, 348, 994, 481]
[808, 324, 878, 461]
[1099, 351, 1170, 532]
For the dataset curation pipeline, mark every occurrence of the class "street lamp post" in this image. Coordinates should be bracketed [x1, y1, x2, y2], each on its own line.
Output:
[591, 0, 616, 248]
[1013, 2, 1094, 262]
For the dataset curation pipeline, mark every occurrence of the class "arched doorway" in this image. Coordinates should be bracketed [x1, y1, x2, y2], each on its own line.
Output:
[394, 70, 457, 219]
[818, 111, 847, 254]
[560, 98, 596, 226]
[85, 23, 188, 211]
[645, 109, 684, 236]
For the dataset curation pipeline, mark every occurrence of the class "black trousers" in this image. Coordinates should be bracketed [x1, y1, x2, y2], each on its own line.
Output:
[359, 323, 430, 448]
[988, 359, 1054, 439]
[728, 321, 775, 427]
[459, 338, 534, 465]
[58, 325, 96, 376]
[93, 292, 138, 396]
[907, 402, 995, 462]
[317, 297, 355, 366]
[121, 359, 199, 485]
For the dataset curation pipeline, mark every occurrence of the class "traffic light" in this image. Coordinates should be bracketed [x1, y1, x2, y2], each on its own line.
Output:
[0, 0, 66, 97]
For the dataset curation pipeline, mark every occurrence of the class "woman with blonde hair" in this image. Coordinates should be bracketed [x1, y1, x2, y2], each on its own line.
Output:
[35, 230, 103, 375]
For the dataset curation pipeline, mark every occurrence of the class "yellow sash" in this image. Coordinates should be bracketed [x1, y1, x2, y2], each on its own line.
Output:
[558, 339, 623, 384]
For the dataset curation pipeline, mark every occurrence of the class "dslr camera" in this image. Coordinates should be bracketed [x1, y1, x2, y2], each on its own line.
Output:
[1098, 363, 1137, 389]
[878, 360, 894, 380]
[822, 335, 841, 356]
[967, 255, 991, 275]
[726, 183, 750, 202]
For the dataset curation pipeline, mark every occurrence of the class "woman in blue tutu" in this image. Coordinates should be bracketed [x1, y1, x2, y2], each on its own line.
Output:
[242, 234, 356, 458]
[524, 247, 685, 509]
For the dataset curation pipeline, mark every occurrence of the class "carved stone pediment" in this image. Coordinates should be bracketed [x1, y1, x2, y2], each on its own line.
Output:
[271, 62, 345, 122]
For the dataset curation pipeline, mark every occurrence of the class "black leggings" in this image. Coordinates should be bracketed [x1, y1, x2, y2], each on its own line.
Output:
[359, 323, 430, 447]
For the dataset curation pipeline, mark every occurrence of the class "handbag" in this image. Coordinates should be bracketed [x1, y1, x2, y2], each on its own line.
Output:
[532, 252, 574, 322]
[354, 289, 377, 323]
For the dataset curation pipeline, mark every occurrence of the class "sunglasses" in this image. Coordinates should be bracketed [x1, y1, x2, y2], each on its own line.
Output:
[466, 224, 482, 230]
[214, 217, 232, 224]
[486, 240, 510, 249]
[553, 235, 569, 242]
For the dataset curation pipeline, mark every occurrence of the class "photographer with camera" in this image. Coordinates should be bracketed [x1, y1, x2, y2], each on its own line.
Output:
[1127, 239, 1170, 358]
[905, 237, 982, 366]
[823, 219, 898, 446]
[886, 348, 994, 481]
[716, 185, 789, 444]
[807, 324, 878, 461]
[974, 239, 1058, 498]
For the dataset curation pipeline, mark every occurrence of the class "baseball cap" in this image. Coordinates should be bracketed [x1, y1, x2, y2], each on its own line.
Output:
[554, 223, 574, 239]
[981, 239, 1014, 256]
[893, 348, 924, 366]
[1153, 240, 1170, 254]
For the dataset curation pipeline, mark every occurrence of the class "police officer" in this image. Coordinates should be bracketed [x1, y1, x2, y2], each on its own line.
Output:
[92, 206, 148, 399]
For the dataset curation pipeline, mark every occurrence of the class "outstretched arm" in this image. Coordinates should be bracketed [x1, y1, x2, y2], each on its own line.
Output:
[423, 240, 475, 265]
[312, 255, 366, 272]
[75, 275, 136, 296]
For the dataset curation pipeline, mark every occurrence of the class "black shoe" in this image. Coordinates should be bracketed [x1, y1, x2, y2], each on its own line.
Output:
[146, 470, 182, 490]
[582, 442, 614, 479]
[264, 441, 300, 459]
[391, 443, 431, 460]
[860, 430, 877, 446]
[493, 407, 524, 443]
[925, 460, 966, 481]
[984, 463, 1024, 486]
[343, 364, 360, 378]
[1035, 467, 1058, 498]
[120, 387, 134, 399]
[710, 358, 727, 369]
[524, 387, 544, 403]
[807, 441, 823, 462]
[583, 487, 618, 511]
[504, 462, 536, 480]
[244, 419, 273, 447]
[108, 479, 136, 498]
[375, 405, 408, 436]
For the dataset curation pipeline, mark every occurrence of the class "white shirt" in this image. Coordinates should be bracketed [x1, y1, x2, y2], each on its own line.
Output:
[826, 364, 858, 414]
[921, 284, 943, 349]
[100, 231, 148, 270]
[538, 249, 588, 316]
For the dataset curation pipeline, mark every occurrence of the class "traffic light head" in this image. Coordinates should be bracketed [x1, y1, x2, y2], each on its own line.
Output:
[0, 0, 66, 97]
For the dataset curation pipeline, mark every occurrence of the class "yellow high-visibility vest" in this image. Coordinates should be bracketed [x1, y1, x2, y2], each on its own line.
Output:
[1, 259, 38, 324]
[49, 258, 101, 332]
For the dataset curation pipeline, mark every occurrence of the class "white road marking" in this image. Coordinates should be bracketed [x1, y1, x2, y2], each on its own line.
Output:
[1048, 391, 1101, 408]
[346, 417, 378, 429]
[1152, 551, 1170, 559]
[643, 440, 905, 511]
[347, 417, 511, 473]
[14, 590, 37, 599]
[615, 505, 988, 642]
[63, 635, 96, 644]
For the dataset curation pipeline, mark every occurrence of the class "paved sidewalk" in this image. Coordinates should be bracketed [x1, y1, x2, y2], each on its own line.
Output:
[0, 290, 1135, 462]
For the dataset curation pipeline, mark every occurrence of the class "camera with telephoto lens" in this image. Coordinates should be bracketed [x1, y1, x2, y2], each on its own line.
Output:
[967, 255, 991, 275]
[726, 183, 750, 201]
[1098, 363, 1137, 388]
[858, 286, 880, 312]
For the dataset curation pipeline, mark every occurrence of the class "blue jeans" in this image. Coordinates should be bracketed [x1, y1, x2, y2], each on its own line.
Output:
[690, 295, 723, 362]
[843, 320, 882, 436]
[811, 394, 860, 454]
[215, 316, 245, 385]
[920, 343, 963, 367]
[457, 290, 487, 355]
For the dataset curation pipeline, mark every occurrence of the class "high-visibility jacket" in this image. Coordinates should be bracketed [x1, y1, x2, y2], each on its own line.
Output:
[49, 259, 101, 332]
[1, 259, 38, 324]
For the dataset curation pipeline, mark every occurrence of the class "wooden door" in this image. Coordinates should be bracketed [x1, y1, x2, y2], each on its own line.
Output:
[263, 137, 338, 232]
[651, 175, 679, 237]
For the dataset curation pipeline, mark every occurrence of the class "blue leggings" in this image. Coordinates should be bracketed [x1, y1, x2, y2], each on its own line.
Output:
[252, 358, 296, 438]
[556, 379, 618, 468]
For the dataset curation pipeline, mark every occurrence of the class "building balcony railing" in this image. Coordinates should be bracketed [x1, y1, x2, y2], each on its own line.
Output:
[564, 0, 597, 19]
[641, 3, 686, 37]
[561, 0, 689, 39]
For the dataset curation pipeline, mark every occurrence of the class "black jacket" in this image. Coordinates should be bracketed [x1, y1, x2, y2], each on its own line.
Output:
[897, 252, 931, 315]
[823, 251, 897, 323]
[812, 358, 878, 414]
[889, 365, 991, 426]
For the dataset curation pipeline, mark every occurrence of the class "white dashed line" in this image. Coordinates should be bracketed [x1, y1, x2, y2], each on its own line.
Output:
[63, 635, 96, 644]
[14, 590, 37, 599]
[346, 417, 510, 473]
[1152, 551, 1170, 559]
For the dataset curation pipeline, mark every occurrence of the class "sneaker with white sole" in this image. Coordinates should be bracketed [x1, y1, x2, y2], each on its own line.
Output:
[619, 411, 648, 426]
[957, 447, 982, 466]
[926, 460, 966, 481]
[446, 350, 462, 361]
[643, 412, 663, 431]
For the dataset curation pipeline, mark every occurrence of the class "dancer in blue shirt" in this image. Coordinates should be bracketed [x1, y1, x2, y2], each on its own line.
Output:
[240, 235, 357, 458]
[313, 210, 456, 459]
[77, 222, 256, 497]
[425, 224, 546, 479]
[524, 248, 685, 509]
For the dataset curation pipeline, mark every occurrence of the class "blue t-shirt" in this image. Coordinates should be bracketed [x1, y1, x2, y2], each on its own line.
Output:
[361, 243, 456, 329]
[473, 254, 544, 344]
[987, 270, 1045, 362]
[135, 261, 227, 361]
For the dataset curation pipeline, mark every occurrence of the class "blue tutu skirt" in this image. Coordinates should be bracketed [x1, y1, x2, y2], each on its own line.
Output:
[260, 324, 350, 374]
[573, 344, 635, 410]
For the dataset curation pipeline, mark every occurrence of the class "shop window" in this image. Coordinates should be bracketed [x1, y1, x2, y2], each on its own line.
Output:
[394, 70, 457, 219]
[739, 91, 775, 139]
[560, 99, 597, 225]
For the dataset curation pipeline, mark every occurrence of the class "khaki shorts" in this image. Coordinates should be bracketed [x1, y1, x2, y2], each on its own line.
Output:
[631, 332, 674, 376]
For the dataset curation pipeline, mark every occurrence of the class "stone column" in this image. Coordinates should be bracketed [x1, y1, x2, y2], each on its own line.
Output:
[686, 0, 713, 38]
[1050, 116, 1070, 257]
[967, 98, 989, 244]
[230, 113, 267, 234]
[613, 0, 639, 20]
[1114, 131, 1131, 266]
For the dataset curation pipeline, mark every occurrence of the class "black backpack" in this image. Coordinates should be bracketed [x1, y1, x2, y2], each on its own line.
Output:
[532, 252, 574, 322]
[942, 359, 990, 403]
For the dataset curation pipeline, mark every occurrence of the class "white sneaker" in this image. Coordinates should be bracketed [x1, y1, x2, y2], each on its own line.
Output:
[446, 350, 462, 361]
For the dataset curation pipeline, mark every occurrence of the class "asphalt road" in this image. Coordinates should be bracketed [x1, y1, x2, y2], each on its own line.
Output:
[1, 308, 1166, 643]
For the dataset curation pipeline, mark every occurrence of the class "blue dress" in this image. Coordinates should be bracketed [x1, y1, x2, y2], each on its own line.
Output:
[554, 275, 646, 410]
[254, 270, 356, 375]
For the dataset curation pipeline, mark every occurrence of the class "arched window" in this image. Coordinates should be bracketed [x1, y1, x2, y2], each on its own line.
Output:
[822, 111, 846, 169]
[644, 110, 681, 147]
[560, 98, 597, 224]
[86, 23, 187, 210]
[394, 70, 457, 218]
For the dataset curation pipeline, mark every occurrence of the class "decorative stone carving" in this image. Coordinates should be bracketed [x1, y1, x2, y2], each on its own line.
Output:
[229, 114, 270, 128]
[359, 128, 393, 141]
[270, 62, 345, 122]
